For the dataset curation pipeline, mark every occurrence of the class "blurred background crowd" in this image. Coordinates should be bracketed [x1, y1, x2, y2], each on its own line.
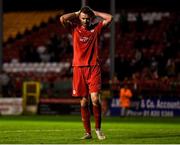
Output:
[0, 0, 179, 115]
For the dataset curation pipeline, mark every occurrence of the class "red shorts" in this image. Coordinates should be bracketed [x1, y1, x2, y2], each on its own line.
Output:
[72, 65, 101, 97]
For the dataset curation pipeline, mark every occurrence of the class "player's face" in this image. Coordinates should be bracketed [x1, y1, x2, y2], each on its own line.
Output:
[79, 12, 91, 28]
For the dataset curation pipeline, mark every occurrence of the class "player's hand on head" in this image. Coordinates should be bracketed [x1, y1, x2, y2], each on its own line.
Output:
[75, 10, 81, 17]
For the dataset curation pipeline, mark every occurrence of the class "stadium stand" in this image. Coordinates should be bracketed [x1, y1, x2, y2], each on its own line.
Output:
[3, 11, 61, 42]
[2, 10, 180, 98]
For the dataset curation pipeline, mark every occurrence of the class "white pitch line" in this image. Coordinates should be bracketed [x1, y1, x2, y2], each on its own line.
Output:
[0, 128, 123, 133]
[0, 129, 73, 133]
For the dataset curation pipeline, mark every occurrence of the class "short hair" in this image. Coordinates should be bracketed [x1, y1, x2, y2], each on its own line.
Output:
[80, 6, 95, 17]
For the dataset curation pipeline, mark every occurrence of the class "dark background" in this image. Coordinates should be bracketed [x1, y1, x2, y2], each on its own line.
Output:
[3, 0, 179, 12]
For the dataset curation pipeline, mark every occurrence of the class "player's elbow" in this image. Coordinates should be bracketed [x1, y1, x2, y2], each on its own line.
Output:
[106, 15, 113, 24]
[108, 15, 113, 23]
[60, 16, 64, 24]
[103, 15, 113, 27]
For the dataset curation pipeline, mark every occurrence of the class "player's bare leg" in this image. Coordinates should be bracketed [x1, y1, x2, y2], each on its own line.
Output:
[91, 92, 106, 140]
[80, 97, 92, 139]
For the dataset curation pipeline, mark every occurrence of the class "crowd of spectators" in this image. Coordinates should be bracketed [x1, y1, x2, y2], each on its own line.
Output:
[1, 11, 180, 98]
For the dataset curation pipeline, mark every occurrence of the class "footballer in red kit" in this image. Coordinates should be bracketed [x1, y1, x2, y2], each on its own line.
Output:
[60, 6, 113, 140]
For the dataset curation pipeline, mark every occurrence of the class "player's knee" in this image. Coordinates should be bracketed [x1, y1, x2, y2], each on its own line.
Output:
[80, 97, 88, 107]
[91, 96, 100, 106]
[91, 93, 100, 105]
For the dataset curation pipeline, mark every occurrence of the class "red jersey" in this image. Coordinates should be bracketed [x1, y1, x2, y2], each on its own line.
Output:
[71, 22, 103, 66]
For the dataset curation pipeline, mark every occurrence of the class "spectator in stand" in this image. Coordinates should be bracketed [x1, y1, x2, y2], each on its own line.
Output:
[101, 89, 111, 116]
[109, 74, 120, 97]
[131, 72, 140, 97]
[136, 12, 144, 32]
[23, 44, 40, 62]
[13, 75, 22, 97]
[166, 58, 176, 77]
[119, 10, 129, 35]
[0, 70, 12, 97]
[37, 44, 52, 62]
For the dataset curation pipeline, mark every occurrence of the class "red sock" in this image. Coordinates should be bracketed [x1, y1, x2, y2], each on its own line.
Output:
[81, 106, 91, 134]
[93, 103, 101, 130]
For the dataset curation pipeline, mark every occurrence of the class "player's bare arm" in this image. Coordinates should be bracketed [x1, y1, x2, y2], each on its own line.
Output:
[93, 10, 113, 27]
[60, 11, 80, 27]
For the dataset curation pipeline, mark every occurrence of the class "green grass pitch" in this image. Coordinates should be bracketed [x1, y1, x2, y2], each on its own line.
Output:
[0, 115, 180, 144]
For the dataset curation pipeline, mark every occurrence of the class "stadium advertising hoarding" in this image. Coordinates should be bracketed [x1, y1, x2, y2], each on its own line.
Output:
[38, 98, 80, 115]
[38, 97, 180, 117]
[0, 98, 23, 115]
[110, 97, 180, 117]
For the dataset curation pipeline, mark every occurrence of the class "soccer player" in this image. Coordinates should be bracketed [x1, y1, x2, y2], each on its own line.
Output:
[60, 6, 113, 140]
